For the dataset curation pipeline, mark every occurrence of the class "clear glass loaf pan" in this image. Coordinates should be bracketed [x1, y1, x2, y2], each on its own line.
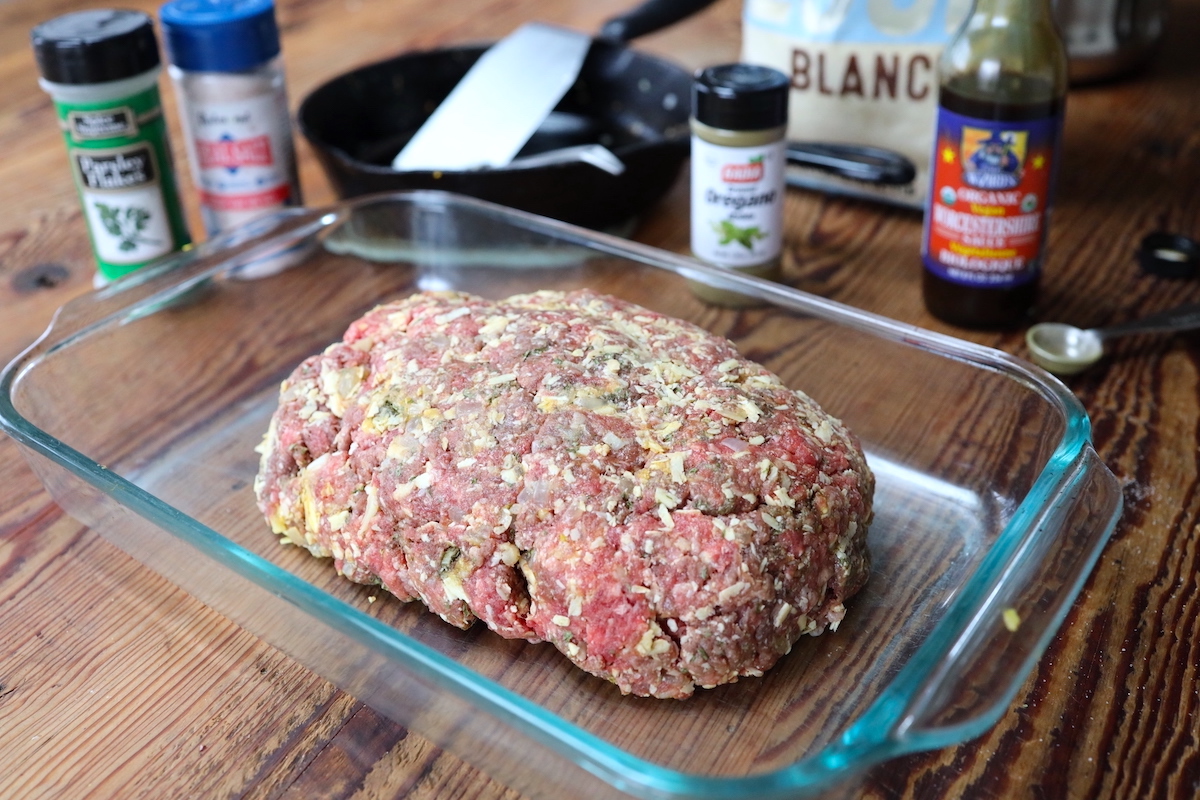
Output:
[0, 192, 1121, 799]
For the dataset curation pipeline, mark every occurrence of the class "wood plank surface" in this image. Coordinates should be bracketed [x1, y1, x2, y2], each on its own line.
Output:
[1, 0, 1198, 798]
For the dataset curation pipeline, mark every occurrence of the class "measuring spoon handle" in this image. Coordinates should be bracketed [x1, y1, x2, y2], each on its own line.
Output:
[1099, 303, 1200, 340]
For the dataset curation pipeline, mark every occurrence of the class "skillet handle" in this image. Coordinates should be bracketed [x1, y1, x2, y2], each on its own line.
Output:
[599, 0, 721, 43]
[786, 143, 917, 186]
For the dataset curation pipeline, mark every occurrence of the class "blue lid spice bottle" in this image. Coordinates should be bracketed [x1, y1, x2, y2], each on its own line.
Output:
[31, 9, 192, 285]
[159, 0, 302, 237]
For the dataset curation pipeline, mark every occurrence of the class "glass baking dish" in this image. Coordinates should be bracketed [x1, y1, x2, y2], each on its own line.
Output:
[0, 192, 1121, 799]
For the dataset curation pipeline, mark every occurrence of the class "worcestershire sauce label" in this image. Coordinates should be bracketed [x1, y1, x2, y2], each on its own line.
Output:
[54, 85, 190, 281]
[922, 108, 1060, 287]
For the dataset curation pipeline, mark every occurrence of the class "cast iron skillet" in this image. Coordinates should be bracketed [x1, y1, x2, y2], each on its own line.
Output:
[298, 0, 915, 231]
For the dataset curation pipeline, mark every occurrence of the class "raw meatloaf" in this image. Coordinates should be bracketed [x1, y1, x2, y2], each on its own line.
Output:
[255, 289, 873, 698]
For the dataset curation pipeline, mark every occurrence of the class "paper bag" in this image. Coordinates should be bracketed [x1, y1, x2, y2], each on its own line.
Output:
[742, 0, 971, 207]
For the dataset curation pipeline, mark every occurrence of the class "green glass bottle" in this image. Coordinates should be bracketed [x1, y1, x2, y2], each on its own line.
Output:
[921, 0, 1069, 329]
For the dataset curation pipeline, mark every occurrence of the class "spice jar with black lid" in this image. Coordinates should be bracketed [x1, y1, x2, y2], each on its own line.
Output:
[689, 63, 789, 306]
[31, 9, 192, 285]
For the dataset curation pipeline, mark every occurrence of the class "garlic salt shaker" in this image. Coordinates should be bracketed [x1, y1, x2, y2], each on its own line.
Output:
[159, 0, 302, 236]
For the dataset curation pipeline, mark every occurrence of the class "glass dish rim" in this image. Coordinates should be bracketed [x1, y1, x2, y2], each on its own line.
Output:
[0, 191, 1114, 798]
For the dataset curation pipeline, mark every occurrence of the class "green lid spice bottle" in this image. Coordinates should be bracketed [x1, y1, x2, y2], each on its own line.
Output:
[920, 0, 1068, 328]
[32, 10, 191, 285]
[689, 64, 789, 307]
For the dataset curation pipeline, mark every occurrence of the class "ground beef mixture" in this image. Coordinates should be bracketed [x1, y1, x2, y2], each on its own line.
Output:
[255, 289, 873, 698]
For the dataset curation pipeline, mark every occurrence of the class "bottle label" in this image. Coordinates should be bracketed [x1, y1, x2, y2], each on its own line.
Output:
[72, 144, 175, 266]
[691, 137, 786, 268]
[181, 91, 298, 234]
[67, 107, 138, 140]
[54, 85, 191, 281]
[922, 107, 1060, 288]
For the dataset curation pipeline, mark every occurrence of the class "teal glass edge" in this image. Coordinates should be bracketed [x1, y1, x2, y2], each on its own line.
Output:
[0, 191, 1119, 799]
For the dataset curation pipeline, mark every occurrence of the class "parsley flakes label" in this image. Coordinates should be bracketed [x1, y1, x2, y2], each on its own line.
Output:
[71, 144, 173, 265]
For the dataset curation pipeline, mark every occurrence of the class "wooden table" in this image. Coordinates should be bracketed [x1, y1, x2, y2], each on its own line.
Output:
[2, 0, 1197, 797]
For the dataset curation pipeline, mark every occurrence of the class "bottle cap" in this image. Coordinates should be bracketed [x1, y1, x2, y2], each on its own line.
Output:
[1137, 231, 1200, 279]
[692, 64, 789, 132]
[159, 0, 281, 73]
[31, 10, 160, 85]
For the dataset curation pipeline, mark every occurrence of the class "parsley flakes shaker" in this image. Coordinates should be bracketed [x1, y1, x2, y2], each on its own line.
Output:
[689, 64, 789, 307]
[159, 0, 302, 237]
[32, 9, 192, 285]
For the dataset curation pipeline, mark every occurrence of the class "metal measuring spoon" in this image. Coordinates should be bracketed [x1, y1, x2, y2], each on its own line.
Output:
[1026, 303, 1200, 376]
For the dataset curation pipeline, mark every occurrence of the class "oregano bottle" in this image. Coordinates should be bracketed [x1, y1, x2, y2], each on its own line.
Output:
[921, 0, 1068, 328]
[690, 64, 788, 307]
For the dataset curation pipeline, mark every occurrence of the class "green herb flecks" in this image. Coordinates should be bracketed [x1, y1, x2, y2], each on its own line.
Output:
[713, 219, 767, 251]
[95, 202, 159, 251]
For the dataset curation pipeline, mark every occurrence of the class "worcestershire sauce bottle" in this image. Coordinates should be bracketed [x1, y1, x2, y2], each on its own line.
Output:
[921, 0, 1068, 328]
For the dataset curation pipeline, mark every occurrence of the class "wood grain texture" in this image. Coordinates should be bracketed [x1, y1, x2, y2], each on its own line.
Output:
[1, 0, 1198, 798]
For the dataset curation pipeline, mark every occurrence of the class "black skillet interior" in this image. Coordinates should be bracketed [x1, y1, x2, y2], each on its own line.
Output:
[298, 39, 693, 230]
